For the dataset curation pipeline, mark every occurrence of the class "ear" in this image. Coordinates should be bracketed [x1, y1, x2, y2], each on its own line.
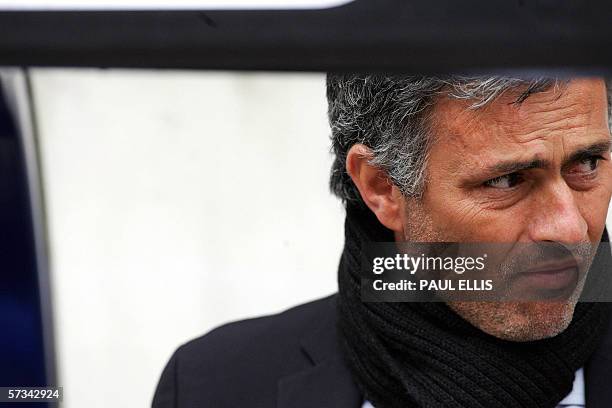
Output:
[346, 144, 404, 233]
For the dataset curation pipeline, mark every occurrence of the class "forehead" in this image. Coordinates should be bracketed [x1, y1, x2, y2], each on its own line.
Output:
[428, 78, 610, 168]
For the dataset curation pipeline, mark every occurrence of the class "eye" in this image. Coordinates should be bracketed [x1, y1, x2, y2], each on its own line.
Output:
[483, 173, 523, 189]
[571, 155, 603, 174]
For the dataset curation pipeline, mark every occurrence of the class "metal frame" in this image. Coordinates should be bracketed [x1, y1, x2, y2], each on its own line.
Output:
[0, 0, 611, 72]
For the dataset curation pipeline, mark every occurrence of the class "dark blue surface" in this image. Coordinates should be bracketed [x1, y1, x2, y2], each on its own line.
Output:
[0, 81, 49, 407]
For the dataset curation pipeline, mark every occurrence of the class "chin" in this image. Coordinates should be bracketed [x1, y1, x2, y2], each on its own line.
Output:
[447, 301, 578, 342]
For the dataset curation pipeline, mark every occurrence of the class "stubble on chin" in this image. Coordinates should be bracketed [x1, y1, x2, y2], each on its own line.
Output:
[399, 203, 582, 342]
[446, 300, 577, 341]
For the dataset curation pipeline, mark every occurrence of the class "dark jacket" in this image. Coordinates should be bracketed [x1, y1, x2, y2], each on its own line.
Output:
[152, 294, 612, 408]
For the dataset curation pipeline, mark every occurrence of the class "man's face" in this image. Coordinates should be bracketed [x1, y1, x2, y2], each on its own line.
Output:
[399, 78, 612, 341]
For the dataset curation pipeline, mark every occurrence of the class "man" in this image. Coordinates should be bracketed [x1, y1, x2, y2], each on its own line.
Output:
[152, 75, 612, 407]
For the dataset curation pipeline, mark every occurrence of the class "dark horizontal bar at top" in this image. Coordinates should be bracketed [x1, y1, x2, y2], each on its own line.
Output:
[0, 0, 611, 72]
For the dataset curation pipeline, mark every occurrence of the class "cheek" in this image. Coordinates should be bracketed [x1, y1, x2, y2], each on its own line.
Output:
[423, 194, 527, 242]
[576, 187, 612, 241]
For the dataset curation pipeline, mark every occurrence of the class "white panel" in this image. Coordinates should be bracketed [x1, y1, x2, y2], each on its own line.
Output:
[32, 69, 343, 408]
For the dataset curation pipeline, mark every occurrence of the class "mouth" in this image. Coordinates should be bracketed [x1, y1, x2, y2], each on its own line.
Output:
[511, 258, 580, 300]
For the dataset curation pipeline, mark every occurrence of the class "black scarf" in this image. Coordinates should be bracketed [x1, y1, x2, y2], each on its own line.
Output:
[337, 203, 611, 408]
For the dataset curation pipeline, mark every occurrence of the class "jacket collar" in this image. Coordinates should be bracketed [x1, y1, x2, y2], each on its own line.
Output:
[277, 295, 362, 408]
[585, 228, 612, 408]
[278, 234, 612, 408]
[585, 302, 612, 408]
[277, 294, 612, 408]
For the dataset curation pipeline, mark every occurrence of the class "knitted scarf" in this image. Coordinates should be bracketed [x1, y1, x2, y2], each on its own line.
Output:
[337, 203, 611, 408]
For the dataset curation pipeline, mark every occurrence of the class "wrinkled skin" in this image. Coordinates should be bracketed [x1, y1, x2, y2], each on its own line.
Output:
[347, 78, 612, 341]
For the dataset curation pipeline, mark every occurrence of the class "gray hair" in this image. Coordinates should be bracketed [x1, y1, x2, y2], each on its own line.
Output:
[327, 74, 612, 205]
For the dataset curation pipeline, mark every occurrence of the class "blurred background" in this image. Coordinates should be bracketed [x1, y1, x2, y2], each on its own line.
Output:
[0, 69, 344, 407]
[3, 69, 612, 408]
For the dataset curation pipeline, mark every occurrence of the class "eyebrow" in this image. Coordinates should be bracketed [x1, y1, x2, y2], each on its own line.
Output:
[489, 158, 549, 175]
[483, 139, 612, 177]
[564, 140, 612, 165]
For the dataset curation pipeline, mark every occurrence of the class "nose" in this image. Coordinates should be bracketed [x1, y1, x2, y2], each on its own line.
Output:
[528, 179, 588, 244]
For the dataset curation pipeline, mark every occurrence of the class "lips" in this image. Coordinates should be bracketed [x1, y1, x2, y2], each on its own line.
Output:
[516, 258, 579, 294]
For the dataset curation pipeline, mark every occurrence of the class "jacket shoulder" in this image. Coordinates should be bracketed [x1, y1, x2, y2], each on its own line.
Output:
[152, 294, 336, 408]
